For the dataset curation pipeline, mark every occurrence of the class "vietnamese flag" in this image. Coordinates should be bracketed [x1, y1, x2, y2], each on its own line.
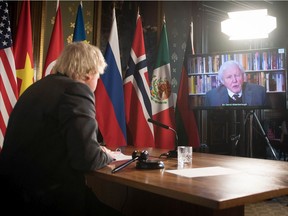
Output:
[13, 0, 34, 96]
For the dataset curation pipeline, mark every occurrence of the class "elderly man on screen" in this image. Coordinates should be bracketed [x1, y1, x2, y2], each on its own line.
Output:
[205, 60, 270, 107]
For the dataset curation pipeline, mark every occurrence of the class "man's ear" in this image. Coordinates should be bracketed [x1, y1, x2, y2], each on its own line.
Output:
[84, 74, 92, 81]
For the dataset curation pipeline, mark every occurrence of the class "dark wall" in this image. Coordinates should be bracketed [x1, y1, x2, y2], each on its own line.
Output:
[202, 1, 288, 53]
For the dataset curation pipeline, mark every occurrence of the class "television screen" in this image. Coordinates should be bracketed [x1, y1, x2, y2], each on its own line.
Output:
[187, 48, 287, 110]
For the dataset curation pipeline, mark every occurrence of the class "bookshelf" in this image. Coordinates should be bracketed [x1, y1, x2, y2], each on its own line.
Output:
[187, 48, 287, 109]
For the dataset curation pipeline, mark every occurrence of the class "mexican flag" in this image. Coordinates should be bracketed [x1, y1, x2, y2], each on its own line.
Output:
[150, 19, 176, 149]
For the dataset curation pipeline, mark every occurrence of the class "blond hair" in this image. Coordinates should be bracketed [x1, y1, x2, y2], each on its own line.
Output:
[53, 42, 107, 80]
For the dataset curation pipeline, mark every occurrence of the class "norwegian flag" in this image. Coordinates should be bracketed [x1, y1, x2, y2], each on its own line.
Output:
[124, 13, 154, 147]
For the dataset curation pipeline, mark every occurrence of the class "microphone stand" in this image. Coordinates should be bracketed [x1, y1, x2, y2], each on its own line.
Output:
[160, 127, 178, 158]
[147, 118, 178, 158]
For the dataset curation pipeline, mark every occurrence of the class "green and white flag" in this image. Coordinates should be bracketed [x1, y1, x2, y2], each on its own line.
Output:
[150, 19, 176, 149]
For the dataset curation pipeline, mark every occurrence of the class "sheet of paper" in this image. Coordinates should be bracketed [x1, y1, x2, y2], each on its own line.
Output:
[110, 151, 132, 161]
[165, 166, 241, 178]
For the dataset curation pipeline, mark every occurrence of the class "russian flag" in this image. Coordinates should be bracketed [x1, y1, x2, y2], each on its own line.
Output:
[124, 12, 154, 147]
[94, 8, 127, 148]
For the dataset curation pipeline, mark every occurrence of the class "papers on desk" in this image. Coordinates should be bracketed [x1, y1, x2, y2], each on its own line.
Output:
[110, 151, 132, 161]
[166, 166, 241, 178]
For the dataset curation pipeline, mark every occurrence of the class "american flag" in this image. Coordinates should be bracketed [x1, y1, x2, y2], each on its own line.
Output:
[0, 0, 18, 150]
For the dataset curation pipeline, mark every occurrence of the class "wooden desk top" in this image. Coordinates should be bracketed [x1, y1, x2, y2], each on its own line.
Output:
[87, 147, 288, 210]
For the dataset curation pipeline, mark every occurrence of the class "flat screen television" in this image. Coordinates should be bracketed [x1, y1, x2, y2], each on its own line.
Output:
[187, 48, 287, 111]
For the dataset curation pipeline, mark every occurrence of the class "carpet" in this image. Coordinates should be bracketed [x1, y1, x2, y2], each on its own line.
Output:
[245, 196, 288, 215]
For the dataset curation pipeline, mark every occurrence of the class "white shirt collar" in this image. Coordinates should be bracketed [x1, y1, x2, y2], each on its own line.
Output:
[227, 89, 242, 98]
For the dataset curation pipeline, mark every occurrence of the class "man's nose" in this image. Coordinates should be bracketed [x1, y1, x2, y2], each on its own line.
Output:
[232, 75, 238, 82]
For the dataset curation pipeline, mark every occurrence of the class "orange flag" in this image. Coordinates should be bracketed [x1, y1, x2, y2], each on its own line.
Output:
[13, 0, 34, 95]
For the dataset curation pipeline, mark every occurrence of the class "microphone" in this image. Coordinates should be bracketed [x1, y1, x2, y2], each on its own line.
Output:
[147, 118, 178, 158]
[147, 118, 169, 129]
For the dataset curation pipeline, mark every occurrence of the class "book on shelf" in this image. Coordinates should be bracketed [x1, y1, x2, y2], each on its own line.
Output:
[188, 75, 219, 94]
[265, 72, 285, 92]
[253, 51, 261, 70]
[212, 55, 220, 73]
[262, 52, 268, 70]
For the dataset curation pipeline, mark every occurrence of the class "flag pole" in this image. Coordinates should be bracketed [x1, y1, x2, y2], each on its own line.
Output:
[191, 20, 195, 55]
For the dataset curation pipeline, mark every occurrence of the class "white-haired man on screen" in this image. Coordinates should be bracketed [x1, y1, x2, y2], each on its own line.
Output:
[205, 60, 270, 107]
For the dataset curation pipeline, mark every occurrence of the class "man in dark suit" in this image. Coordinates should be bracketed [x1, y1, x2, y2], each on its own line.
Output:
[205, 60, 269, 107]
[0, 42, 122, 216]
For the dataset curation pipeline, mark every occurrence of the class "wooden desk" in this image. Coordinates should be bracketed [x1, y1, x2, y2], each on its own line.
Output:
[86, 147, 288, 216]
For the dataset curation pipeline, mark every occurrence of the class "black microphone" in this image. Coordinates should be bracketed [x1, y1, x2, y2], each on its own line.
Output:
[148, 118, 169, 129]
[147, 118, 178, 158]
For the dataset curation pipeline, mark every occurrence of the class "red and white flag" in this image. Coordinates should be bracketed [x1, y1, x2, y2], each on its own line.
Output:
[42, 0, 63, 78]
[124, 12, 154, 147]
[0, 1, 18, 149]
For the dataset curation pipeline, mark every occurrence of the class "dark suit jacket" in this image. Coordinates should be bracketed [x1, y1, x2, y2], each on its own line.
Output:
[205, 82, 270, 107]
[0, 73, 113, 214]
